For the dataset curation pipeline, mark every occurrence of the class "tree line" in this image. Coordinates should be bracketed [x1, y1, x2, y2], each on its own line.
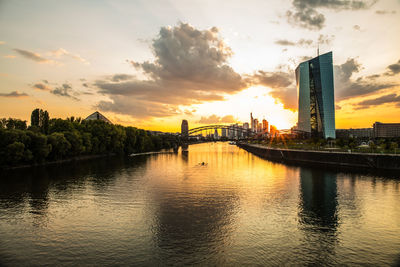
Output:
[0, 109, 180, 168]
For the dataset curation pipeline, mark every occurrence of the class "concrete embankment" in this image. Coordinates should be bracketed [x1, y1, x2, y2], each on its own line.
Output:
[237, 143, 400, 171]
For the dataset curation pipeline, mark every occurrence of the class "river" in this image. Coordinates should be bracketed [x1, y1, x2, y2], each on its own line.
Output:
[0, 142, 400, 266]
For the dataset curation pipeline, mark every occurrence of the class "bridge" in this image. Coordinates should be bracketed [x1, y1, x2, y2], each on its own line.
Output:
[188, 124, 252, 136]
[181, 120, 254, 139]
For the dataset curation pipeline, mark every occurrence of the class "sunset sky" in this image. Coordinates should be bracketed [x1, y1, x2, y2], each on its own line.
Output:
[0, 0, 399, 132]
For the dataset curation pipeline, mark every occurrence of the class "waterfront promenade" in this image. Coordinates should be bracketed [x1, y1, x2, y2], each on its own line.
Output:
[238, 143, 400, 171]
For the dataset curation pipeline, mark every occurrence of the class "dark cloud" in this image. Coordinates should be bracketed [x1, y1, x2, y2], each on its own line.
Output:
[355, 94, 400, 109]
[32, 83, 51, 91]
[252, 71, 293, 88]
[318, 34, 335, 45]
[275, 35, 333, 48]
[98, 97, 179, 118]
[334, 58, 361, 83]
[95, 23, 247, 118]
[299, 56, 313, 62]
[0, 91, 28, 97]
[184, 110, 193, 116]
[251, 70, 297, 110]
[375, 10, 396, 15]
[110, 74, 135, 82]
[286, 0, 377, 30]
[335, 58, 398, 100]
[385, 60, 400, 76]
[51, 83, 79, 100]
[197, 114, 237, 124]
[13, 49, 51, 63]
[275, 40, 296, 46]
[366, 74, 380, 80]
[275, 38, 313, 47]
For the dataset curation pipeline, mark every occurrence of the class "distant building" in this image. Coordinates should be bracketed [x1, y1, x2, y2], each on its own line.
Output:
[336, 128, 373, 139]
[250, 113, 254, 132]
[181, 120, 189, 138]
[262, 119, 269, 133]
[84, 111, 112, 123]
[373, 122, 400, 138]
[296, 52, 335, 139]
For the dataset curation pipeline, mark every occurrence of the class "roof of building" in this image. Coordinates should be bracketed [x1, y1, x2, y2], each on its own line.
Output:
[83, 111, 112, 124]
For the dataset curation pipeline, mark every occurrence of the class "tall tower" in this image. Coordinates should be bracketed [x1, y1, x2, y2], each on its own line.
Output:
[296, 51, 335, 139]
[250, 112, 254, 132]
[181, 120, 189, 139]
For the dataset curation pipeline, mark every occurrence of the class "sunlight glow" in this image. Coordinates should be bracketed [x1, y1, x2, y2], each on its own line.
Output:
[189, 86, 297, 130]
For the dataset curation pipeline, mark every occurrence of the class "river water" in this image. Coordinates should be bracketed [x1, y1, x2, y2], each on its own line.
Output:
[0, 142, 400, 266]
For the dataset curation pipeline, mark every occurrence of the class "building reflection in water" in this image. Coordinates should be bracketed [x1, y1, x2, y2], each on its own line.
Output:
[298, 167, 339, 264]
[151, 186, 238, 265]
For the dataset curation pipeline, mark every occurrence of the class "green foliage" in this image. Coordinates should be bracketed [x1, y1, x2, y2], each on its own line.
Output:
[47, 133, 71, 160]
[0, 118, 27, 130]
[31, 109, 40, 128]
[6, 142, 25, 164]
[30, 108, 50, 134]
[0, 109, 180, 168]
[42, 110, 49, 134]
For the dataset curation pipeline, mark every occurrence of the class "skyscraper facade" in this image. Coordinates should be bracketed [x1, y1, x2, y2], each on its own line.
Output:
[296, 51, 335, 139]
[250, 113, 254, 132]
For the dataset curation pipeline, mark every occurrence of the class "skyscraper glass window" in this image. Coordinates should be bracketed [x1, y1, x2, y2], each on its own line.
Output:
[296, 52, 335, 139]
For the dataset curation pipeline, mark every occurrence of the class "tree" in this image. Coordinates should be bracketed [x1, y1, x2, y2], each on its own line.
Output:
[47, 132, 71, 160]
[124, 127, 137, 154]
[31, 108, 40, 127]
[6, 118, 27, 130]
[6, 141, 25, 164]
[30, 108, 50, 134]
[42, 110, 49, 134]
[26, 131, 51, 163]
[390, 142, 398, 153]
[64, 130, 83, 156]
[0, 118, 7, 129]
[369, 142, 376, 152]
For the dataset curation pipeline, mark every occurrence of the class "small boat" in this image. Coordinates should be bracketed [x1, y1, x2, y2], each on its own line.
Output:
[229, 141, 236, 145]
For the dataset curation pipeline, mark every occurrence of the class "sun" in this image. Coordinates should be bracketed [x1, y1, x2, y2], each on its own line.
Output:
[189, 86, 297, 130]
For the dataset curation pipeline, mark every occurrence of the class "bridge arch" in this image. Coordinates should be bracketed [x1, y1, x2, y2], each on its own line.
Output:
[187, 124, 253, 137]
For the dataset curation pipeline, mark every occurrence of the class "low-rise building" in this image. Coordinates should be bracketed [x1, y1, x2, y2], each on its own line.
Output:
[336, 128, 373, 139]
[84, 111, 112, 123]
[373, 122, 400, 138]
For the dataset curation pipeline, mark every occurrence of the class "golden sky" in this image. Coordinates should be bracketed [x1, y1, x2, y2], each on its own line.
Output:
[0, 0, 399, 132]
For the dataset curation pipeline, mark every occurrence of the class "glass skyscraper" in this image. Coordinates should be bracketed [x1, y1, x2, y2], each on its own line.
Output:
[296, 52, 336, 139]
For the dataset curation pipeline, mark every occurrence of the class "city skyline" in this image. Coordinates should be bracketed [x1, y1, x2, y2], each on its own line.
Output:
[1, 0, 400, 132]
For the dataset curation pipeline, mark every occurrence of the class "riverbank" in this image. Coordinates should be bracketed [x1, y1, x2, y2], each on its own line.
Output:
[237, 143, 400, 171]
[0, 153, 118, 171]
